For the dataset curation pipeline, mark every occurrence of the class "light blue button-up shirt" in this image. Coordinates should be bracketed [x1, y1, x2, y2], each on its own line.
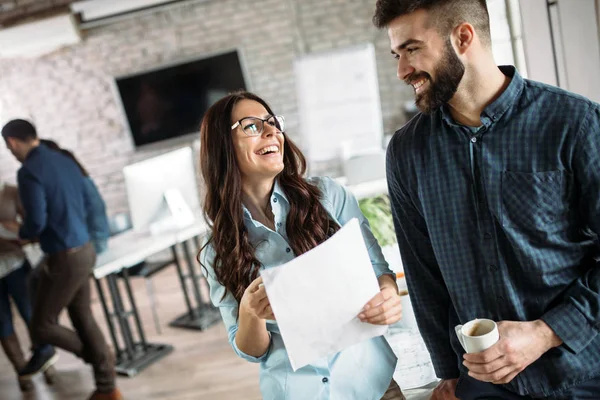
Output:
[202, 176, 397, 400]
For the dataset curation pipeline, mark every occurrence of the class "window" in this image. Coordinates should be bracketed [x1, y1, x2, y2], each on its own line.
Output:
[488, 0, 528, 77]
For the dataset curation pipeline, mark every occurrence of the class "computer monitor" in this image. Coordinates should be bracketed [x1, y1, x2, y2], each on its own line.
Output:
[123, 146, 200, 233]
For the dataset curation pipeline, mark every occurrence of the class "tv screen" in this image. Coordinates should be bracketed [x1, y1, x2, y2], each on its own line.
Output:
[116, 50, 247, 147]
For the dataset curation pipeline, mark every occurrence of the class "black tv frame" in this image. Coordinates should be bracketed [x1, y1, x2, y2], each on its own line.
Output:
[113, 49, 250, 149]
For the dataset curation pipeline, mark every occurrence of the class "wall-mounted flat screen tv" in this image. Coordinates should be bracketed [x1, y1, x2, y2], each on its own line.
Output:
[115, 50, 247, 147]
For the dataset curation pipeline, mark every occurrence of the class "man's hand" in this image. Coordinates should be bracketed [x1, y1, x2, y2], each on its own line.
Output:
[0, 220, 20, 233]
[430, 379, 459, 400]
[463, 320, 562, 384]
[358, 274, 402, 325]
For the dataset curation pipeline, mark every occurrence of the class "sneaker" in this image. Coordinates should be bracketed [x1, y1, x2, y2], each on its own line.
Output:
[19, 347, 59, 379]
[88, 388, 124, 400]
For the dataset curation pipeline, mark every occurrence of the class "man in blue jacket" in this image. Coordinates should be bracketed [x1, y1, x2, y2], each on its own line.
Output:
[1, 119, 122, 400]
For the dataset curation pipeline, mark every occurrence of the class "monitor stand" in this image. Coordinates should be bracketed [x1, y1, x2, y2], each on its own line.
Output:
[148, 189, 195, 235]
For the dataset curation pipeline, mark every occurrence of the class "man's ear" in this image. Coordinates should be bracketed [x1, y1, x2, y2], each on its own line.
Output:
[453, 22, 475, 55]
[5, 137, 17, 149]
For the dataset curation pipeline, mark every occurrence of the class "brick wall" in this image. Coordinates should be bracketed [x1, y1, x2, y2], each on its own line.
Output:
[0, 0, 513, 217]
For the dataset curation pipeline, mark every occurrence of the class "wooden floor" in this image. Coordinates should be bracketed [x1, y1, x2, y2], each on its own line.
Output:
[0, 265, 262, 400]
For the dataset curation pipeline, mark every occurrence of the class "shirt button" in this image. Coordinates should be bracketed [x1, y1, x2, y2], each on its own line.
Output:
[489, 264, 499, 272]
[322, 377, 329, 383]
[286, 247, 291, 253]
[273, 198, 278, 203]
[277, 222, 282, 227]
[470, 137, 477, 143]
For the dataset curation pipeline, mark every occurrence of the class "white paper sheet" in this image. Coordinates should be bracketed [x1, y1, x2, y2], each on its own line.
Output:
[260, 218, 387, 371]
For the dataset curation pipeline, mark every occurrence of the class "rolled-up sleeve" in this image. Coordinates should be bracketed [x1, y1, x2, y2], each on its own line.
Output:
[200, 243, 271, 362]
[318, 176, 394, 279]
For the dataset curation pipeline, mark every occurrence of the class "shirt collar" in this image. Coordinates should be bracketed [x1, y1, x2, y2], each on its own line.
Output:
[272, 178, 289, 205]
[440, 65, 523, 128]
[23, 144, 42, 162]
[242, 178, 289, 223]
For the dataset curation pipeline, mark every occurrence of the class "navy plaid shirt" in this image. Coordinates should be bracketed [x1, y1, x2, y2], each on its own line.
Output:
[387, 66, 600, 398]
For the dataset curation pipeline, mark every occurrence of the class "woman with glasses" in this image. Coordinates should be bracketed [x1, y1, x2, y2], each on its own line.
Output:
[198, 91, 405, 400]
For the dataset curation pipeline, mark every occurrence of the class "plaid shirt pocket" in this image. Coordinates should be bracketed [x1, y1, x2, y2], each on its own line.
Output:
[500, 170, 572, 234]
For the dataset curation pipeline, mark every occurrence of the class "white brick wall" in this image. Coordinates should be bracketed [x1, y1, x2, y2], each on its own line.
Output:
[0, 0, 513, 216]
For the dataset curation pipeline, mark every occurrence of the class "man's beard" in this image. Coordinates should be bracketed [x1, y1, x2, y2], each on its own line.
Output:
[408, 40, 465, 114]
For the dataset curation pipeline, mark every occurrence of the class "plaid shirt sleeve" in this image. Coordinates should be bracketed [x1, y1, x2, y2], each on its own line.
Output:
[386, 140, 460, 379]
[541, 104, 600, 353]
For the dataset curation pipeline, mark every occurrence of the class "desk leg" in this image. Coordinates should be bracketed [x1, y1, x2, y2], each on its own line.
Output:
[182, 240, 204, 310]
[171, 245, 197, 319]
[97, 271, 173, 377]
[121, 267, 148, 349]
[106, 274, 136, 361]
[94, 279, 121, 359]
[169, 238, 221, 331]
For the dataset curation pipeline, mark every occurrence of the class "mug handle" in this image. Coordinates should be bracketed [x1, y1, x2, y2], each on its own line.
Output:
[454, 324, 466, 351]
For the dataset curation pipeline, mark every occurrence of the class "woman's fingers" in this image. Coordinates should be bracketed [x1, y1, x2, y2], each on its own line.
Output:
[260, 304, 276, 320]
[248, 276, 264, 292]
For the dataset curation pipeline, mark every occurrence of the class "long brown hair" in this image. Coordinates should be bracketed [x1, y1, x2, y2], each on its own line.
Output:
[198, 91, 339, 304]
[40, 138, 90, 177]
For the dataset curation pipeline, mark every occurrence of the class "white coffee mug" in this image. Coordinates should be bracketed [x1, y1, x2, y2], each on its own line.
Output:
[455, 318, 499, 353]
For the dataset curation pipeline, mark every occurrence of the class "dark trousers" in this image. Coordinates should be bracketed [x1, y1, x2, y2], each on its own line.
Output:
[0, 261, 32, 338]
[456, 373, 600, 400]
[30, 243, 115, 392]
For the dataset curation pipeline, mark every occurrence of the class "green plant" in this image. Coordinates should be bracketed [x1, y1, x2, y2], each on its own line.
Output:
[358, 194, 397, 247]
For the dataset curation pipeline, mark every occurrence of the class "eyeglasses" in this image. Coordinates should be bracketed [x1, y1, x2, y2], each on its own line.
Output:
[231, 115, 285, 137]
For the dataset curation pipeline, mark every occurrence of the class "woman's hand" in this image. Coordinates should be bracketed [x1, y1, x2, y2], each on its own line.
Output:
[236, 276, 273, 357]
[358, 274, 402, 325]
[1, 220, 20, 233]
[239, 276, 275, 320]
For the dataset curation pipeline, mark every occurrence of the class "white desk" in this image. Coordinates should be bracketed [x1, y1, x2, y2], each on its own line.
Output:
[94, 219, 210, 278]
[92, 220, 220, 377]
[94, 230, 177, 279]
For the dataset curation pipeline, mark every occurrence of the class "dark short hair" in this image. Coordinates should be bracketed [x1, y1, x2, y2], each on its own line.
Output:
[373, 0, 491, 46]
[1, 119, 38, 142]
